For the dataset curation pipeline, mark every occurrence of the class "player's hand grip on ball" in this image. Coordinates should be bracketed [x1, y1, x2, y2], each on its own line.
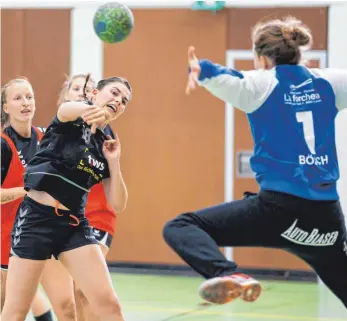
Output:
[186, 46, 201, 95]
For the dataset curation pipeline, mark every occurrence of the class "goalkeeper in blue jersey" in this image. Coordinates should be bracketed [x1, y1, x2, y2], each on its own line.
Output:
[163, 16, 347, 308]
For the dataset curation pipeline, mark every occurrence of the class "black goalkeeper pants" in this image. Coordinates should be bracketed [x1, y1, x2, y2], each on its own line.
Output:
[163, 190, 347, 308]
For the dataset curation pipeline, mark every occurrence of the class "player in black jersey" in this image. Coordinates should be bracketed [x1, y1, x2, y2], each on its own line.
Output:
[39, 74, 119, 321]
[38, 74, 98, 321]
[1, 78, 53, 320]
[1, 75, 131, 321]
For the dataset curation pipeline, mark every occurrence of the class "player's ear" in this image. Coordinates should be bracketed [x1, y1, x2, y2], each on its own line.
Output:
[2, 102, 9, 114]
[92, 89, 99, 95]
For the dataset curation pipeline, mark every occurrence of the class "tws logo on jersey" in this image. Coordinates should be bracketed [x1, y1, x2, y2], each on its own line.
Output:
[87, 155, 105, 171]
[77, 153, 105, 183]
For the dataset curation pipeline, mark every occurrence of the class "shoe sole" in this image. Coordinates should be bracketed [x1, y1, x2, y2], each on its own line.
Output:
[198, 277, 262, 304]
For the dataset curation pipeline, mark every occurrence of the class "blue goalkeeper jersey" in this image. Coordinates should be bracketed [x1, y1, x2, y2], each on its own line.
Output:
[198, 60, 347, 200]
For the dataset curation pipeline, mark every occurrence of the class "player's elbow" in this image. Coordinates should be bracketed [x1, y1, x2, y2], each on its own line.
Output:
[110, 194, 128, 213]
[112, 203, 126, 213]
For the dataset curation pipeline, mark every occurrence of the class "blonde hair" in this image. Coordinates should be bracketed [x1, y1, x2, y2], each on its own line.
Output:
[252, 16, 313, 65]
[1, 77, 32, 129]
[57, 74, 96, 106]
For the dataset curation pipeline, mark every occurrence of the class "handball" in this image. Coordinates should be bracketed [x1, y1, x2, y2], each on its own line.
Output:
[93, 2, 134, 43]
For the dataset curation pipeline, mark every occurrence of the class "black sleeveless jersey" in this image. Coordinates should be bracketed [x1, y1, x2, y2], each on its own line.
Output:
[24, 116, 111, 214]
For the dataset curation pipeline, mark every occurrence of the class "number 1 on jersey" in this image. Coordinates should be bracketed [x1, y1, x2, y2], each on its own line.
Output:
[296, 111, 316, 155]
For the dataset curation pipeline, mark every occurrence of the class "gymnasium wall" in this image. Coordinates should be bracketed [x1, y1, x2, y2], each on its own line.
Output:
[101, 7, 327, 271]
[2, 5, 344, 272]
[102, 9, 227, 264]
[1, 9, 71, 123]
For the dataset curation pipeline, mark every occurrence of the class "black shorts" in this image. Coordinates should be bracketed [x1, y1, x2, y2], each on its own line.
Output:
[91, 228, 113, 249]
[10, 196, 98, 261]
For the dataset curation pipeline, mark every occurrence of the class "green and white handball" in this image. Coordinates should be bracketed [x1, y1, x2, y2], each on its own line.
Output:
[93, 2, 134, 44]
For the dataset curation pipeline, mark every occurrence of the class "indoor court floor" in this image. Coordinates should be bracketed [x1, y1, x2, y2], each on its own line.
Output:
[26, 273, 347, 321]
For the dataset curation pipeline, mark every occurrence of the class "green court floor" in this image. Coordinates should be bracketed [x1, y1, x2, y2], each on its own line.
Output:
[28, 273, 347, 321]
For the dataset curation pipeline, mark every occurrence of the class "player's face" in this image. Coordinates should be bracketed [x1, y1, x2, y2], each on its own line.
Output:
[94, 82, 131, 122]
[3, 82, 36, 123]
[66, 77, 94, 102]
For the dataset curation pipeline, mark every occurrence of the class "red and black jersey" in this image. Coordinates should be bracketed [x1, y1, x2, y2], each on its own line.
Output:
[1, 126, 43, 267]
[86, 125, 117, 236]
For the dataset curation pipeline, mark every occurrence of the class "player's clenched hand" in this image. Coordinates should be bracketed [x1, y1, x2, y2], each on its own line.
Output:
[82, 105, 109, 134]
[186, 46, 201, 95]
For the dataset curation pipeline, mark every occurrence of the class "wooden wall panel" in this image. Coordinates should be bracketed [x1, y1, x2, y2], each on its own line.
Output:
[104, 9, 228, 263]
[228, 7, 327, 50]
[1, 9, 71, 127]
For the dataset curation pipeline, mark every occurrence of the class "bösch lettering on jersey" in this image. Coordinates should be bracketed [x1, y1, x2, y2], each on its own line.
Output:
[299, 154, 328, 165]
